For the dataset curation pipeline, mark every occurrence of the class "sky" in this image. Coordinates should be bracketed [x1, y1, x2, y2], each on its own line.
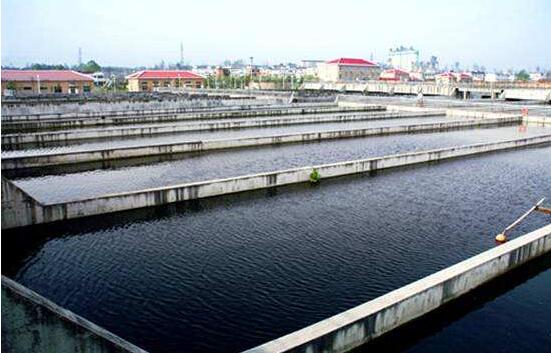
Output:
[1, 0, 550, 70]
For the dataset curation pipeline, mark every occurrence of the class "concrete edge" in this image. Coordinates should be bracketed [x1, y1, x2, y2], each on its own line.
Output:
[1, 276, 149, 353]
[45, 133, 551, 205]
[0, 111, 441, 145]
[2, 104, 382, 129]
[242, 223, 551, 352]
[1, 102, 339, 120]
[3, 134, 550, 228]
[0, 117, 521, 169]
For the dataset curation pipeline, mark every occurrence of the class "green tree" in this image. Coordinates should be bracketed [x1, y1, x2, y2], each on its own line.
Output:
[28, 63, 68, 70]
[515, 70, 530, 81]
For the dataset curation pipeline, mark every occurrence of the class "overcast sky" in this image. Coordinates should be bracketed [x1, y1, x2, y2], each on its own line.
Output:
[2, 0, 550, 70]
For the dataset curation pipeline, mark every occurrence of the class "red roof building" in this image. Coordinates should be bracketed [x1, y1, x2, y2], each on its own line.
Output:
[435, 71, 473, 84]
[1, 70, 93, 95]
[379, 68, 410, 81]
[319, 57, 382, 82]
[126, 70, 205, 91]
[326, 58, 378, 66]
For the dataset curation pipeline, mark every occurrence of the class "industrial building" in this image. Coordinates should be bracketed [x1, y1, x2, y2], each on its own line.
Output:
[1, 70, 94, 95]
[318, 58, 381, 82]
[126, 70, 205, 91]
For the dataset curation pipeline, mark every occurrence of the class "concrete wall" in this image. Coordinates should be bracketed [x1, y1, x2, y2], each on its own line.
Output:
[1, 102, 337, 122]
[1, 117, 521, 170]
[1, 177, 42, 229]
[304, 82, 551, 102]
[1, 96, 282, 116]
[2, 104, 380, 133]
[1, 111, 437, 146]
[2, 276, 147, 353]
[242, 223, 551, 353]
[502, 89, 551, 102]
[3, 134, 549, 229]
[303, 82, 457, 96]
[446, 109, 521, 119]
[524, 116, 551, 125]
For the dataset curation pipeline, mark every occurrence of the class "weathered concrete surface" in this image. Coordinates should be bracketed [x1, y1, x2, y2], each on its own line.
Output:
[241, 223, 551, 353]
[524, 116, 551, 125]
[1, 117, 521, 170]
[502, 89, 551, 102]
[3, 134, 549, 229]
[1, 102, 334, 122]
[2, 276, 148, 353]
[304, 82, 551, 102]
[3, 104, 380, 133]
[303, 82, 457, 96]
[1, 177, 42, 229]
[1, 96, 280, 116]
[446, 109, 521, 120]
[1, 111, 439, 146]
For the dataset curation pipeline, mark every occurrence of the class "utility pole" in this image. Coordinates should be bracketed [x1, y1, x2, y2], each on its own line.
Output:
[180, 42, 184, 66]
[78, 47, 82, 66]
[249, 56, 253, 94]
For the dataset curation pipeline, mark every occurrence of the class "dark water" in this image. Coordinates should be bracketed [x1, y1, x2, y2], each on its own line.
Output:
[3, 146, 551, 353]
[403, 265, 551, 353]
[11, 125, 550, 204]
[356, 255, 551, 353]
[2, 116, 459, 157]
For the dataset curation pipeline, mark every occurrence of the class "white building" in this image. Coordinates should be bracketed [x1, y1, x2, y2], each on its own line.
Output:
[388, 46, 419, 72]
[91, 72, 107, 86]
[529, 72, 544, 81]
[484, 72, 509, 82]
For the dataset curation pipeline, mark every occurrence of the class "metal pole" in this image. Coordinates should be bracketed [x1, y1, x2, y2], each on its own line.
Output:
[503, 198, 545, 235]
[249, 56, 253, 95]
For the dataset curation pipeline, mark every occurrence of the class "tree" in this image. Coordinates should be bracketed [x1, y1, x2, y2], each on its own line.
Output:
[76, 60, 101, 73]
[515, 70, 530, 81]
[430, 56, 439, 70]
[27, 63, 68, 70]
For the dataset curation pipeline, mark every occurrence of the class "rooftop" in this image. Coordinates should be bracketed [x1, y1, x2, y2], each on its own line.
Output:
[126, 70, 204, 80]
[1, 70, 93, 82]
[326, 58, 378, 66]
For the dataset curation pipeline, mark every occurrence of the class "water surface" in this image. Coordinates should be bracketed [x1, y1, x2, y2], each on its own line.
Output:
[4, 146, 551, 353]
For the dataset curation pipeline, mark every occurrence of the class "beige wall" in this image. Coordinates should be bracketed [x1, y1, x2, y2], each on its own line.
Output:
[318, 63, 339, 82]
[2, 81, 92, 95]
[127, 78, 205, 92]
[318, 63, 382, 82]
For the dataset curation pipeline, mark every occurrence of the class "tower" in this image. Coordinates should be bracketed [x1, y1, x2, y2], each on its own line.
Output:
[78, 47, 82, 66]
[180, 42, 184, 65]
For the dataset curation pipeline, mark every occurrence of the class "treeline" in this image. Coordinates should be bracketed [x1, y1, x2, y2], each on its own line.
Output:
[2, 60, 102, 73]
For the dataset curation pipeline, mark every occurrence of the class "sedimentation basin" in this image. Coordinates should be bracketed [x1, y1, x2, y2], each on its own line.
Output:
[2, 98, 550, 353]
[2, 115, 463, 157]
[3, 145, 550, 353]
[10, 125, 549, 204]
